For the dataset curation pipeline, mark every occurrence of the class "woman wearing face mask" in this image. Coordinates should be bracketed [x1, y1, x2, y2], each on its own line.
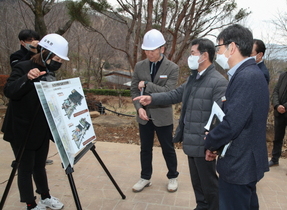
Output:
[1, 34, 69, 210]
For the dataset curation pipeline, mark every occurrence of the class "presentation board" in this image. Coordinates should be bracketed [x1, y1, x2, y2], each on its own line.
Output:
[35, 77, 96, 169]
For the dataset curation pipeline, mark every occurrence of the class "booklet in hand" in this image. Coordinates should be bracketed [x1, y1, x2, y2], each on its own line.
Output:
[205, 101, 231, 158]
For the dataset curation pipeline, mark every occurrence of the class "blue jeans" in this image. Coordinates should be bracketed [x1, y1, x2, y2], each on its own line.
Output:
[139, 121, 178, 180]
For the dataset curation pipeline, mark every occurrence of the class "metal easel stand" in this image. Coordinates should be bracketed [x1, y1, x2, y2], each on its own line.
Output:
[65, 166, 83, 210]
[66, 142, 126, 210]
[89, 144, 126, 199]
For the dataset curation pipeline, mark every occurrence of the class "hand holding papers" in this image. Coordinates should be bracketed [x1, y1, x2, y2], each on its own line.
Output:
[205, 101, 231, 158]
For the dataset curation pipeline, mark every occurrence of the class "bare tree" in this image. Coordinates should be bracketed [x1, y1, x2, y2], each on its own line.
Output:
[82, 0, 250, 69]
[271, 11, 287, 45]
[0, 0, 110, 77]
[19, 0, 91, 37]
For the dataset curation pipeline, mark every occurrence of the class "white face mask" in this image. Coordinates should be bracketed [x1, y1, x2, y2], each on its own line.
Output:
[215, 48, 230, 69]
[24, 43, 32, 51]
[188, 55, 200, 69]
[252, 54, 257, 62]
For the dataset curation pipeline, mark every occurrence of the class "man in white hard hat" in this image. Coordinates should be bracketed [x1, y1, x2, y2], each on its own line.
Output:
[131, 29, 179, 192]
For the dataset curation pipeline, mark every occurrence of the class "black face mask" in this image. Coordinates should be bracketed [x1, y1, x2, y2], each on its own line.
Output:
[47, 60, 62, 71]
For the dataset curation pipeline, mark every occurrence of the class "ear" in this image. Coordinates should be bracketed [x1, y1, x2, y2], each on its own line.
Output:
[257, 52, 264, 60]
[200, 52, 208, 61]
[20, 40, 25, 47]
[46, 59, 51, 64]
[160, 46, 165, 54]
[229, 42, 238, 55]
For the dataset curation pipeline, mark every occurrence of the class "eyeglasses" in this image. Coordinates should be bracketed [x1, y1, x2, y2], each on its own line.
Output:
[215, 42, 240, 52]
[215, 43, 230, 52]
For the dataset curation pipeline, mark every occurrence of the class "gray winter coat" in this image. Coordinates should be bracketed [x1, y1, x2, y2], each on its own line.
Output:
[151, 64, 228, 157]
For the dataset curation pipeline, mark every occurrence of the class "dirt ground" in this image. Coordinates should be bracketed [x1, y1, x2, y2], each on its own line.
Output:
[92, 95, 287, 159]
[91, 95, 182, 148]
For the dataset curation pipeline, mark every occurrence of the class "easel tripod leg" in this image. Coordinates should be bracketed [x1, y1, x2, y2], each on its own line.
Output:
[90, 145, 126, 199]
[0, 161, 19, 210]
[66, 167, 82, 210]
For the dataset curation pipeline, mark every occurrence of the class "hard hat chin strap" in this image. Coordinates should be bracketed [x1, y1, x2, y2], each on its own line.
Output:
[40, 47, 53, 73]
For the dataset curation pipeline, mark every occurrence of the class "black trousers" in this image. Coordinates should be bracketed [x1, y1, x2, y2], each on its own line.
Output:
[11, 139, 50, 203]
[139, 120, 179, 180]
[219, 178, 258, 210]
[188, 156, 218, 210]
[271, 114, 287, 162]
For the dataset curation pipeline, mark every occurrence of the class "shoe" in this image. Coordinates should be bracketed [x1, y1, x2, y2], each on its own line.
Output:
[132, 179, 151, 192]
[29, 203, 46, 210]
[45, 159, 53, 165]
[40, 196, 64, 209]
[167, 178, 178, 192]
[269, 160, 279, 167]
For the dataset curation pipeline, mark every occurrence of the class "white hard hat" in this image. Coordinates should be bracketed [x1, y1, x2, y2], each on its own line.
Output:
[38, 33, 69, 61]
[141, 29, 166, 50]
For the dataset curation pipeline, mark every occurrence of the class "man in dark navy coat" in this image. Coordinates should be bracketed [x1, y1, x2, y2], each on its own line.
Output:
[205, 24, 269, 210]
[251, 39, 270, 84]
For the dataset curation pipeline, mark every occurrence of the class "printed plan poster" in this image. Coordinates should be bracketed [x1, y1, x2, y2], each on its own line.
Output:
[35, 77, 96, 169]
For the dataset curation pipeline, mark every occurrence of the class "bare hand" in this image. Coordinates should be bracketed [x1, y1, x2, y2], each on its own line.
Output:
[205, 149, 217, 161]
[133, 95, 152, 106]
[277, 105, 286, 114]
[27, 68, 46, 80]
[138, 108, 149, 121]
[138, 81, 145, 91]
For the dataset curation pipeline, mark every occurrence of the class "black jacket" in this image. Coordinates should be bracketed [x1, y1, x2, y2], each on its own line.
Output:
[257, 61, 270, 84]
[151, 64, 228, 157]
[10, 45, 36, 67]
[272, 72, 287, 117]
[1, 60, 53, 150]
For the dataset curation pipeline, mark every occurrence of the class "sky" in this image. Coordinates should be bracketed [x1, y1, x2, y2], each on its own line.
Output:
[108, 0, 287, 45]
[236, 0, 287, 44]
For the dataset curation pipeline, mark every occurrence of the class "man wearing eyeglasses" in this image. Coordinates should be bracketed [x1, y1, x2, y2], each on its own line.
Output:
[205, 24, 269, 210]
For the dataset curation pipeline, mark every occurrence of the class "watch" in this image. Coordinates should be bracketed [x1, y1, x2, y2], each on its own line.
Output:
[144, 81, 148, 87]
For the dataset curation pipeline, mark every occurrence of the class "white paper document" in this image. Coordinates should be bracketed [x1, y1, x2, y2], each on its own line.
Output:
[205, 101, 231, 158]
[204, 101, 225, 131]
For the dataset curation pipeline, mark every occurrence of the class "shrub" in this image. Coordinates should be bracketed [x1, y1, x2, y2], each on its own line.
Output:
[84, 89, 131, 97]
